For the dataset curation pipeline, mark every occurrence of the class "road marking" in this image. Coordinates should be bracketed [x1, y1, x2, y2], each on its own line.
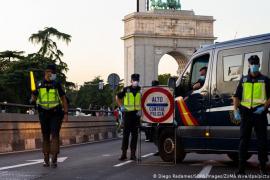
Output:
[190, 160, 225, 167]
[195, 165, 213, 179]
[102, 154, 111, 157]
[113, 153, 154, 167]
[113, 160, 133, 167]
[54, 157, 68, 163]
[0, 160, 43, 171]
[0, 157, 68, 171]
[141, 153, 154, 158]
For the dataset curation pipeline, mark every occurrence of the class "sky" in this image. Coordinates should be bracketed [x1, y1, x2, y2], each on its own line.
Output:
[0, 0, 269, 85]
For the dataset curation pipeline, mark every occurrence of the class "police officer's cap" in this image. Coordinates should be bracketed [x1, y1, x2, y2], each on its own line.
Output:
[131, 74, 140, 81]
[152, 80, 159, 86]
[248, 55, 260, 65]
[45, 64, 56, 72]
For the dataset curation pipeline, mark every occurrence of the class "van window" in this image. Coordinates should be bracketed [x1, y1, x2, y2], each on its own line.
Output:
[243, 52, 263, 76]
[191, 55, 209, 84]
[177, 54, 209, 96]
[216, 44, 268, 95]
[223, 55, 242, 82]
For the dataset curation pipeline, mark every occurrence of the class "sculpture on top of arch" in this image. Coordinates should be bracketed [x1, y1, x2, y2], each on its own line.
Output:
[150, 0, 181, 10]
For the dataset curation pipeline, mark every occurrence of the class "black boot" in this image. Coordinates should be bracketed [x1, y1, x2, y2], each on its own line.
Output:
[236, 161, 246, 175]
[51, 154, 58, 168]
[130, 150, 137, 161]
[260, 163, 268, 175]
[119, 151, 127, 161]
[43, 153, 50, 167]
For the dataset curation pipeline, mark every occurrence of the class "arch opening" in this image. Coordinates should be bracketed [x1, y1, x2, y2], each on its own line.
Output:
[158, 51, 188, 85]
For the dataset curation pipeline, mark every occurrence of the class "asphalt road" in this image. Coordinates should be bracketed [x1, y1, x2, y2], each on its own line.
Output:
[0, 138, 269, 180]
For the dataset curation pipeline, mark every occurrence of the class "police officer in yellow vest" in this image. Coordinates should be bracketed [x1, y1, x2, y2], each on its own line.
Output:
[31, 64, 68, 168]
[116, 74, 141, 161]
[233, 55, 270, 175]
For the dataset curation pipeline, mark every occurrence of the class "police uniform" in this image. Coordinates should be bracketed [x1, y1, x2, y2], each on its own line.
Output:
[33, 78, 65, 167]
[234, 71, 270, 173]
[193, 78, 205, 88]
[117, 74, 141, 160]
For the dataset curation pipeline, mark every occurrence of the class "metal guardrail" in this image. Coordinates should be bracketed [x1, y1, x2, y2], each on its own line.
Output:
[0, 102, 33, 108]
[0, 102, 114, 116]
[0, 102, 34, 114]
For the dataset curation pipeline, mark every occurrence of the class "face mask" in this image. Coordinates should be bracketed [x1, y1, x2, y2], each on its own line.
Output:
[49, 74, 57, 81]
[199, 76, 206, 81]
[132, 81, 139, 87]
[250, 65, 260, 73]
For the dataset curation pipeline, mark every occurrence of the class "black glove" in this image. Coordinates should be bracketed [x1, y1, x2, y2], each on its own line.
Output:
[29, 98, 36, 106]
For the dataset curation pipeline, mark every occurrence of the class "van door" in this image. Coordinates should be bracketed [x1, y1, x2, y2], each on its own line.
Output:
[175, 52, 212, 150]
[208, 48, 243, 151]
[209, 44, 270, 152]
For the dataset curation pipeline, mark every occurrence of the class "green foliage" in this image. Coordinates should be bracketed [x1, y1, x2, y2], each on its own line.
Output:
[0, 27, 72, 104]
[74, 76, 114, 109]
[0, 27, 119, 109]
[158, 73, 178, 85]
[29, 27, 71, 61]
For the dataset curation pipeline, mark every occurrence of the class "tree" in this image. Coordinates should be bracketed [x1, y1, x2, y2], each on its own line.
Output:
[29, 27, 71, 74]
[67, 77, 124, 110]
[29, 27, 71, 59]
[0, 50, 25, 72]
[0, 50, 25, 61]
[158, 73, 178, 85]
[0, 27, 72, 105]
[28, 27, 73, 89]
[74, 76, 113, 109]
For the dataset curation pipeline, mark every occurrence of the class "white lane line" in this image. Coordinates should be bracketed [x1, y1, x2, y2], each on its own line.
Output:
[141, 153, 154, 158]
[102, 154, 111, 157]
[0, 157, 68, 171]
[0, 161, 43, 171]
[195, 165, 213, 179]
[113, 153, 154, 167]
[113, 160, 133, 167]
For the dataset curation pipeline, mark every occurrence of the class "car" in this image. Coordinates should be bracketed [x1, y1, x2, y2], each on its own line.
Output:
[75, 108, 91, 116]
[154, 33, 270, 163]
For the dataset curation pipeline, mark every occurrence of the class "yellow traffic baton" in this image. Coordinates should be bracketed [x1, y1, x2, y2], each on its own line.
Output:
[30, 71, 36, 92]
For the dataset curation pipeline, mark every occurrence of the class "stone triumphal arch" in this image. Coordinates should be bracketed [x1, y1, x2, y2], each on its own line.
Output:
[122, 9, 216, 86]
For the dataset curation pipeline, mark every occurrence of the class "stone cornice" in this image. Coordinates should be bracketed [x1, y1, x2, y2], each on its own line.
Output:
[123, 10, 215, 22]
[121, 34, 217, 40]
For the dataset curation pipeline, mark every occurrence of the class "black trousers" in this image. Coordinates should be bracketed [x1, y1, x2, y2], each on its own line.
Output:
[239, 106, 268, 165]
[38, 107, 63, 155]
[121, 111, 140, 152]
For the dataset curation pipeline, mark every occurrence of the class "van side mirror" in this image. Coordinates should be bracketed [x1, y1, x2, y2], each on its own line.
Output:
[167, 77, 177, 89]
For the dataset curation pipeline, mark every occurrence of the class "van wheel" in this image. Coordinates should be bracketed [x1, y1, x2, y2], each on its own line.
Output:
[158, 129, 186, 163]
[227, 153, 252, 163]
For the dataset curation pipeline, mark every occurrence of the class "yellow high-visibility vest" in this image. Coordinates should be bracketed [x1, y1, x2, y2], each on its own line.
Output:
[124, 91, 141, 111]
[37, 88, 61, 110]
[241, 82, 266, 109]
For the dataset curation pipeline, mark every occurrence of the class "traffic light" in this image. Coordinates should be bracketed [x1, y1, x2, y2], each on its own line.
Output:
[98, 81, 104, 90]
